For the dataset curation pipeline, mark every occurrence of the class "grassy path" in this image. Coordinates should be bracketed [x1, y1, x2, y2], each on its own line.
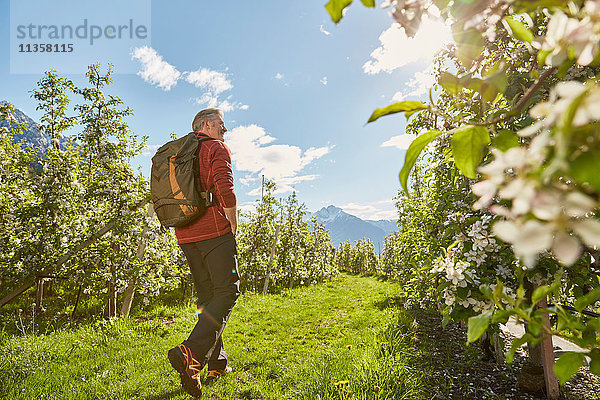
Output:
[0, 274, 424, 399]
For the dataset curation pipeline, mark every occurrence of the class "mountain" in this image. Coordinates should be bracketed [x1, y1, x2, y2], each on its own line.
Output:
[365, 219, 398, 234]
[310, 205, 398, 249]
[0, 102, 70, 153]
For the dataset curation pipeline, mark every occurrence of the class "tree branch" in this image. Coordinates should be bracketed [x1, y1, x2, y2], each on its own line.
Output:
[469, 67, 557, 126]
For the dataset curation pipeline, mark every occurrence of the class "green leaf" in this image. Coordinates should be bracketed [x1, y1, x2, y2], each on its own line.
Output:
[557, 59, 576, 79]
[439, 72, 463, 94]
[503, 17, 534, 43]
[506, 333, 535, 364]
[571, 152, 600, 193]
[531, 284, 553, 306]
[492, 129, 519, 152]
[450, 126, 491, 179]
[399, 130, 442, 194]
[590, 349, 600, 375]
[432, 0, 450, 10]
[591, 357, 600, 375]
[574, 287, 600, 312]
[359, 0, 375, 6]
[479, 284, 493, 300]
[527, 316, 543, 336]
[325, 0, 353, 24]
[537, 49, 552, 65]
[464, 78, 499, 102]
[512, 0, 567, 13]
[442, 306, 451, 328]
[367, 101, 428, 123]
[456, 286, 470, 298]
[581, 327, 597, 347]
[467, 309, 493, 343]
[482, 67, 508, 95]
[517, 285, 525, 299]
[492, 309, 516, 324]
[452, 27, 485, 67]
[494, 280, 505, 302]
[554, 352, 586, 384]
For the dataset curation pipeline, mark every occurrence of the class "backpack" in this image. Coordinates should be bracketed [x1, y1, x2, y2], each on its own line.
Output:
[150, 133, 215, 227]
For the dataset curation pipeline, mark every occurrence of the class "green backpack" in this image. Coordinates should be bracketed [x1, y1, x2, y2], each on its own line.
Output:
[150, 133, 215, 227]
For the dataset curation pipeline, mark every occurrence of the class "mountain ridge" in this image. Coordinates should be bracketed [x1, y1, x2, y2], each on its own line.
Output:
[1, 101, 71, 154]
[309, 205, 397, 249]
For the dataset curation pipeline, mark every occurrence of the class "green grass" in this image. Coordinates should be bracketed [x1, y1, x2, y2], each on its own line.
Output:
[0, 274, 425, 399]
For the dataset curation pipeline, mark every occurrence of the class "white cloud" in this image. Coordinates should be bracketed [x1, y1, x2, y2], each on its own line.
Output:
[247, 175, 318, 196]
[138, 144, 162, 157]
[392, 64, 437, 101]
[319, 25, 331, 36]
[381, 134, 417, 150]
[239, 174, 258, 186]
[131, 46, 181, 91]
[226, 124, 333, 195]
[320, 76, 328, 85]
[192, 95, 248, 112]
[339, 199, 398, 220]
[238, 201, 257, 214]
[185, 68, 233, 95]
[131, 47, 246, 109]
[275, 72, 284, 80]
[363, 17, 452, 74]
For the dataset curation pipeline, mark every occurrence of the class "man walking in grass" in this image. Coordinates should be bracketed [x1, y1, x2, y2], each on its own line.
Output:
[168, 108, 240, 398]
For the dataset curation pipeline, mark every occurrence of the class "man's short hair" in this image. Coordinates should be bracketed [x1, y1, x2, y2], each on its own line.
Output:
[192, 108, 223, 133]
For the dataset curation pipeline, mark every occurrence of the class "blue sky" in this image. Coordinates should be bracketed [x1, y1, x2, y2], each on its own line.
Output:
[1, 0, 451, 220]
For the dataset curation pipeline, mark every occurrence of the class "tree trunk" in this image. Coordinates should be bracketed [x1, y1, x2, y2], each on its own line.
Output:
[120, 279, 136, 317]
[0, 196, 151, 309]
[120, 204, 154, 317]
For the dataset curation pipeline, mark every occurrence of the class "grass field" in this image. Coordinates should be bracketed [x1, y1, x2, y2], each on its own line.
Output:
[0, 274, 427, 399]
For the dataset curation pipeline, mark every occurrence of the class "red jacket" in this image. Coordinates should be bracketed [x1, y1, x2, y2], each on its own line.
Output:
[174, 133, 236, 244]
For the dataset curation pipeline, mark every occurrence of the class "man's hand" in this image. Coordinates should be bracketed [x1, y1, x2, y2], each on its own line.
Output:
[223, 206, 237, 235]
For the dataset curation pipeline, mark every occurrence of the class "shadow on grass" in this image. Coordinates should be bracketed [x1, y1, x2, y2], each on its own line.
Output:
[373, 295, 405, 310]
[143, 387, 183, 400]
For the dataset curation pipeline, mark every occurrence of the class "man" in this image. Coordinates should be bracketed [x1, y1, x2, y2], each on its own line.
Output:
[167, 108, 240, 398]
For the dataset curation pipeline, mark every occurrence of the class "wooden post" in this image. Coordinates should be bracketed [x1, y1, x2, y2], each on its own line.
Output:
[120, 204, 154, 317]
[523, 280, 560, 399]
[493, 332, 505, 365]
[108, 260, 117, 318]
[538, 295, 560, 400]
[35, 277, 45, 313]
[71, 285, 82, 320]
[262, 225, 281, 295]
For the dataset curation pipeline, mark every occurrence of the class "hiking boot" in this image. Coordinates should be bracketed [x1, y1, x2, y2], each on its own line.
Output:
[204, 366, 232, 385]
[168, 344, 203, 397]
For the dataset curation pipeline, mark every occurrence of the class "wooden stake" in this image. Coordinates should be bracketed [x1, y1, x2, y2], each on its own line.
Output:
[35, 278, 45, 313]
[524, 280, 560, 399]
[538, 296, 560, 400]
[493, 332, 505, 365]
[262, 225, 281, 295]
[71, 285, 82, 320]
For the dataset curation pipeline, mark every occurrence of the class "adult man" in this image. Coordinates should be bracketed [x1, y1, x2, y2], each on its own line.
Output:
[167, 108, 240, 398]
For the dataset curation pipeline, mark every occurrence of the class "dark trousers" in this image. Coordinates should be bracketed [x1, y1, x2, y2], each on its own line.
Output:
[180, 232, 240, 370]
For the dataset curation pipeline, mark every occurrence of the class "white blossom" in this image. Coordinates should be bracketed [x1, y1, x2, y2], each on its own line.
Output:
[529, 81, 600, 128]
[537, 11, 600, 66]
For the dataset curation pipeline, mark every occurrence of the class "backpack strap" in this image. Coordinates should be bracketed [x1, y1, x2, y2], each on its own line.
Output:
[194, 134, 217, 207]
